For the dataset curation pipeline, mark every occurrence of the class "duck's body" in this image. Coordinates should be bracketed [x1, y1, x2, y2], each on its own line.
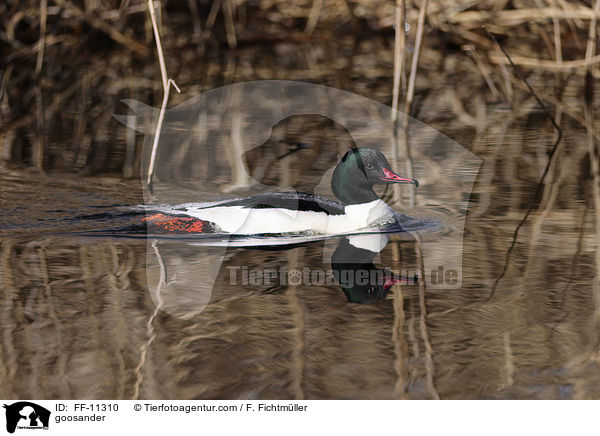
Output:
[144, 148, 417, 236]
[154, 195, 395, 235]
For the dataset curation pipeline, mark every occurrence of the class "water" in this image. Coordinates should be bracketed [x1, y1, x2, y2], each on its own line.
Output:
[2, 124, 598, 400]
[2, 36, 599, 399]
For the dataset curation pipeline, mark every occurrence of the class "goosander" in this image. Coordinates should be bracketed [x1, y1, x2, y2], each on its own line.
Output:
[331, 236, 416, 303]
[144, 147, 418, 236]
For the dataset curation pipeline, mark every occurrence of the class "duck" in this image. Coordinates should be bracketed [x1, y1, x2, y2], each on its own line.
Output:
[143, 147, 418, 235]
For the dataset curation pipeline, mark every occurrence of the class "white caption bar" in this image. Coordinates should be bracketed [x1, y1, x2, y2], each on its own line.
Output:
[0, 400, 594, 436]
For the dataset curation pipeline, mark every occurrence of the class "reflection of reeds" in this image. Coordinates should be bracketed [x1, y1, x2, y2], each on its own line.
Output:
[133, 240, 166, 399]
[285, 249, 305, 400]
[486, 29, 563, 300]
[0, 220, 599, 399]
[391, 241, 407, 399]
[583, 0, 600, 358]
[390, 0, 437, 399]
[37, 246, 71, 397]
[415, 235, 439, 400]
[0, 242, 18, 399]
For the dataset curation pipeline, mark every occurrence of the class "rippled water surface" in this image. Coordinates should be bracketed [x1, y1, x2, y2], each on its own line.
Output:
[2, 122, 598, 400]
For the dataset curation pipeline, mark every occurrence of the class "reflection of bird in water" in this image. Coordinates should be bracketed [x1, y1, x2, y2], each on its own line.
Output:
[331, 234, 415, 304]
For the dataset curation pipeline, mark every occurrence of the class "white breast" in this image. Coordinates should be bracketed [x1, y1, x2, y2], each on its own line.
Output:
[326, 200, 395, 234]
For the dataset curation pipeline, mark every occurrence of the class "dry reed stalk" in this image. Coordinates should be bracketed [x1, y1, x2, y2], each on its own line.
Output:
[531, 0, 554, 52]
[585, 0, 600, 62]
[132, 240, 166, 400]
[4, 34, 67, 70]
[202, 0, 222, 42]
[146, 0, 181, 191]
[34, 86, 44, 171]
[449, 7, 600, 26]
[435, 20, 493, 48]
[102, 2, 147, 20]
[404, 0, 428, 120]
[508, 0, 567, 260]
[401, 0, 428, 208]
[123, 100, 137, 178]
[449, 88, 478, 125]
[305, 0, 323, 35]
[71, 75, 90, 169]
[34, 0, 47, 76]
[534, 21, 555, 61]
[467, 45, 499, 97]
[391, 0, 406, 209]
[548, 0, 565, 204]
[558, 0, 585, 47]
[223, 0, 237, 48]
[391, 0, 406, 121]
[224, 104, 251, 191]
[550, 0, 563, 65]
[488, 51, 600, 70]
[187, 0, 203, 49]
[339, 0, 359, 31]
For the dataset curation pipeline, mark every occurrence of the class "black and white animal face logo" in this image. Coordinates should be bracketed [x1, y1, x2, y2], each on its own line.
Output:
[3, 402, 50, 434]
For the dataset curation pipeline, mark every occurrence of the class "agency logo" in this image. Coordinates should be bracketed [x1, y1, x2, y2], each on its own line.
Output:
[115, 80, 481, 318]
[3, 402, 50, 434]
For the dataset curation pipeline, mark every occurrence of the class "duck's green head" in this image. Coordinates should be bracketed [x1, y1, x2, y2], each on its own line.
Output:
[332, 147, 418, 205]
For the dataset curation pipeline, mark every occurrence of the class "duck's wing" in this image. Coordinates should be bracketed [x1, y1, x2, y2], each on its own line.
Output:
[195, 191, 346, 215]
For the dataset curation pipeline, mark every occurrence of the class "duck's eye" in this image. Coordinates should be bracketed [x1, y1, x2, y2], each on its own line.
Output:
[365, 162, 373, 170]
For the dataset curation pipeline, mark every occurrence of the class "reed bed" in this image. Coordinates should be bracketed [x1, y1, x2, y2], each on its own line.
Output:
[0, 0, 598, 174]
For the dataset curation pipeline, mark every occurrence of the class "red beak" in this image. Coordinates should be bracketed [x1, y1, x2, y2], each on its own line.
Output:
[383, 273, 418, 291]
[383, 277, 399, 291]
[379, 168, 419, 187]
